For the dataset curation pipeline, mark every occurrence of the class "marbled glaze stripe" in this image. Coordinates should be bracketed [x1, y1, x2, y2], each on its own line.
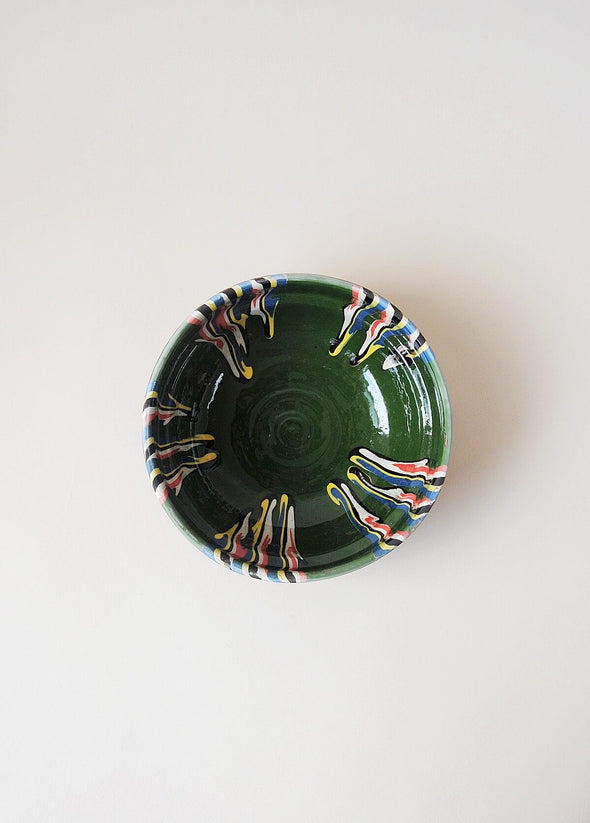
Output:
[143, 384, 218, 503]
[347, 467, 437, 521]
[327, 480, 410, 558]
[187, 275, 287, 380]
[329, 284, 434, 367]
[350, 448, 447, 492]
[328, 448, 447, 556]
[142, 390, 191, 426]
[213, 494, 306, 582]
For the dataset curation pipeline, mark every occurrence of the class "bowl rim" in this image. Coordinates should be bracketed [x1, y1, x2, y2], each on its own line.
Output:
[143, 273, 452, 582]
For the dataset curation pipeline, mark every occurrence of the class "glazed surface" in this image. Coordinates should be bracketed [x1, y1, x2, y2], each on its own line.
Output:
[143, 274, 451, 581]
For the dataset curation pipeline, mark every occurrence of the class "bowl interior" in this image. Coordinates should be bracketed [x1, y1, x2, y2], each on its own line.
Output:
[144, 275, 451, 580]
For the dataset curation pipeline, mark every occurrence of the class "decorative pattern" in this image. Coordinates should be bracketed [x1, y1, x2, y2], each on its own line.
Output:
[349, 448, 447, 493]
[211, 494, 306, 582]
[329, 285, 434, 368]
[143, 275, 451, 581]
[188, 276, 287, 380]
[143, 390, 191, 426]
[327, 448, 447, 557]
[143, 386, 218, 503]
[346, 468, 436, 521]
[327, 481, 410, 557]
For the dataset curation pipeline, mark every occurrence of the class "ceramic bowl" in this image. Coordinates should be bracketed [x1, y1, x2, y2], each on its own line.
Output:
[143, 274, 451, 581]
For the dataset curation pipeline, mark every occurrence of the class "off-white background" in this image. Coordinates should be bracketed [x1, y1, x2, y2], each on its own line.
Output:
[2, 2, 589, 821]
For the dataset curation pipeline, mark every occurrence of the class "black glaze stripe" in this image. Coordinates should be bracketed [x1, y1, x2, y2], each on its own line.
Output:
[248, 564, 261, 580]
[195, 302, 214, 321]
[144, 442, 157, 461]
[254, 277, 272, 290]
[391, 305, 404, 325]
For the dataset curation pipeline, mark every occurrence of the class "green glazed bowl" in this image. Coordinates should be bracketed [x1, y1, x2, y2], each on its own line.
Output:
[143, 274, 451, 581]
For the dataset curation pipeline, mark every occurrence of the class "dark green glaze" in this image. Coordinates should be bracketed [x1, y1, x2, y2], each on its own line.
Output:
[143, 274, 451, 581]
